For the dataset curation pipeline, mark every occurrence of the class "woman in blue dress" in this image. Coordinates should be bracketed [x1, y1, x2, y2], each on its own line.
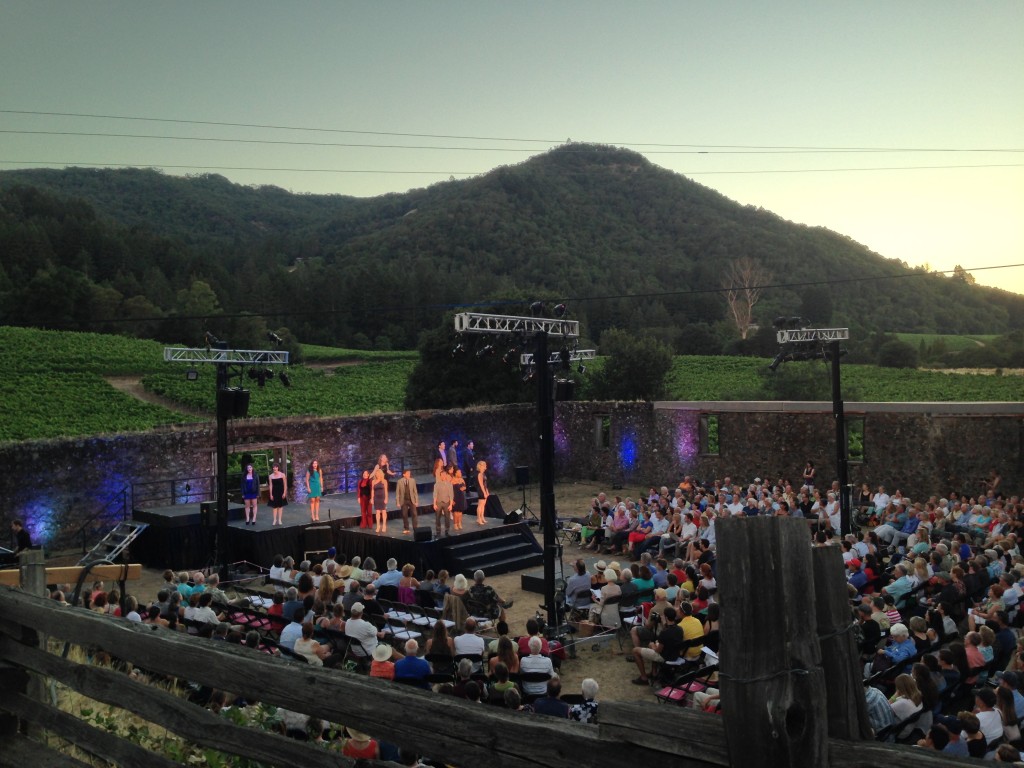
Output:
[305, 459, 323, 523]
[241, 464, 260, 525]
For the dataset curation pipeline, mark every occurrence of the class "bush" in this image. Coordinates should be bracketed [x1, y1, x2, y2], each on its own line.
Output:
[877, 340, 918, 369]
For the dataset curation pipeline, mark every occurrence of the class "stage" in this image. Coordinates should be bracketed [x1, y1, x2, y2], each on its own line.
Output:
[130, 492, 542, 578]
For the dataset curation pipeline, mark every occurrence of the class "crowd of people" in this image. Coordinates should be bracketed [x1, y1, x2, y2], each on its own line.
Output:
[38, 462, 1022, 764]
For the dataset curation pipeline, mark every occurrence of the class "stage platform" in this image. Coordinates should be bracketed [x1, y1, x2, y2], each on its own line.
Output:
[129, 494, 538, 578]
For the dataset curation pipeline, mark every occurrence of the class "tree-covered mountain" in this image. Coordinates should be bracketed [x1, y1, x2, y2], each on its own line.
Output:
[1, 144, 1021, 352]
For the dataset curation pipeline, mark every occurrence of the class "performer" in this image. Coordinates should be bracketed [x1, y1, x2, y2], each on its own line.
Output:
[449, 464, 467, 531]
[241, 464, 260, 525]
[437, 441, 448, 467]
[269, 462, 288, 526]
[447, 440, 459, 470]
[371, 466, 389, 534]
[476, 460, 489, 525]
[11, 519, 31, 554]
[376, 453, 396, 478]
[357, 469, 373, 529]
[462, 440, 476, 491]
[432, 458, 453, 537]
[396, 468, 419, 534]
[305, 459, 323, 523]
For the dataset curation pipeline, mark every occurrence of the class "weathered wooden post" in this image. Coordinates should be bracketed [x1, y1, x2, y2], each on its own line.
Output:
[812, 545, 872, 740]
[717, 516, 828, 768]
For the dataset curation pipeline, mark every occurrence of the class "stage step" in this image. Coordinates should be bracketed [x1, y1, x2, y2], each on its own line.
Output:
[441, 526, 542, 578]
[79, 520, 149, 566]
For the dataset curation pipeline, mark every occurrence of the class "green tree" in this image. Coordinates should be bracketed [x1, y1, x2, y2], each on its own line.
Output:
[877, 339, 919, 368]
[589, 328, 672, 401]
[405, 322, 530, 409]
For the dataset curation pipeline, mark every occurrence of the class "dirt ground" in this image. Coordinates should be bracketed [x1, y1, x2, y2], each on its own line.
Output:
[80, 480, 658, 705]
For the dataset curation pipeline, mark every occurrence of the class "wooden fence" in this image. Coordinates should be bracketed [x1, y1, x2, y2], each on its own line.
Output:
[0, 524, 979, 767]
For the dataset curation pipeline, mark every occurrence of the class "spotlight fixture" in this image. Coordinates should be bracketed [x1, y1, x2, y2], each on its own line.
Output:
[257, 370, 267, 388]
[522, 367, 535, 383]
[267, 330, 284, 344]
[247, 369, 259, 380]
[185, 368, 199, 381]
[530, 301, 545, 316]
[451, 343, 466, 357]
[476, 344, 495, 358]
[577, 364, 587, 374]
[552, 303, 567, 318]
[265, 368, 275, 380]
[279, 371, 291, 387]
[502, 346, 519, 364]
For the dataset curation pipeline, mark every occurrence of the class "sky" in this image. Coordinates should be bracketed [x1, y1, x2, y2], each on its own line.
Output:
[2, 2, 1022, 294]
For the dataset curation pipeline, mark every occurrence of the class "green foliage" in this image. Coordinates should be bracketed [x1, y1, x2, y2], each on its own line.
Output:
[877, 339, 919, 368]
[588, 328, 673, 401]
[144, 359, 414, 417]
[300, 343, 417, 362]
[404, 322, 531, 409]
[3, 145, 1023, 355]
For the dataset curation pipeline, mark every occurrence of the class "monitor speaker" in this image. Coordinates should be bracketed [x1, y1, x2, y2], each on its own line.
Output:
[304, 525, 333, 552]
[414, 527, 432, 542]
[200, 501, 218, 528]
[504, 508, 523, 525]
[515, 465, 530, 487]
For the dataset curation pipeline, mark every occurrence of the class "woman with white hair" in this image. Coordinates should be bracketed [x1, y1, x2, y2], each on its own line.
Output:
[588, 569, 621, 628]
[569, 678, 599, 723]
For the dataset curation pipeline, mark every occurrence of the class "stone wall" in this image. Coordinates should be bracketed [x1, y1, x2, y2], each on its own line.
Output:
[1, 401, 1020, 547]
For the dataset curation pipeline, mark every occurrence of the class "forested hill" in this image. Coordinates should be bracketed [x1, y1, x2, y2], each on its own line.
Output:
[1, 144, 1021, 352]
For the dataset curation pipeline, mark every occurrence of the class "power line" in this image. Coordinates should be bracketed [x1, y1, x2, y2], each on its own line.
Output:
[2, 129, 1022, 156]
[2, 159, 1022, 177]
[54, 262, 1024, 328]
[2, 109, 1021, 153]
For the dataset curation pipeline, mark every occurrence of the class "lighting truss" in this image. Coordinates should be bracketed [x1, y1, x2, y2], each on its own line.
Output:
[454, 313, 579, 337]
[163, 348, 290, 365]
[775, 328, 850, 345]
[519, 349, 596, 366]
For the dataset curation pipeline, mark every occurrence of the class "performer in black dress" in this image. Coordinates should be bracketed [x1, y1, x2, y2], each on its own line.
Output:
[269, 463, 288, 525]
[371, 466, 389, 534]
[449, 464, 467, 531]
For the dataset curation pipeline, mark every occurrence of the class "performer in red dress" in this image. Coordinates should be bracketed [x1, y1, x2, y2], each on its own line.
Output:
[357, 469, 372, 528]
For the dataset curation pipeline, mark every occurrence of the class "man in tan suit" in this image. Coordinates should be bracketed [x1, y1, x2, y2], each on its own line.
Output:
[396, 469, 419, 534]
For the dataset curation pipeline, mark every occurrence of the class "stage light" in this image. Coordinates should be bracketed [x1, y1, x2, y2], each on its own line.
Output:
[501, 346, 519, 364]
[522, 367, 535, 383]
[476, 344, 495, 358]
[530, 301, 545, 316]
[265, 368, 275, 380]
[257, 370, 267, 388]
[451, 343, 466, 357]
[267, 330, 284, 344]
[279, 371, 291, 387]
[186, 368, 199, 381]
[577, 364, 587, 374]
[552, 303, 567, 318]
[247, 369, 259, 380]
[772, 316, 788, 329]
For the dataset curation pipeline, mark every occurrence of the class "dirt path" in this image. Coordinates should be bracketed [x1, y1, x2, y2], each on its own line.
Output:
[105, 376, 210, 417]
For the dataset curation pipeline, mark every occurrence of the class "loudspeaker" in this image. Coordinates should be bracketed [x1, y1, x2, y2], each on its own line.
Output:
[217, 387, 250, 419]
[304, 525, 333, 553]
[414, 527, 432, 542]
[554, 379, 575, 401]
[515, 465, 530, 487]
[504, 508, 523, 525]
[200, 501, 218, 528]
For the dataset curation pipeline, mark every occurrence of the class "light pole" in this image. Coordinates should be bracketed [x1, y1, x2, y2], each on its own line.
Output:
[453, 311, 593, 629]
[770, 321, 852, 535]
[164, 340, 289, 573]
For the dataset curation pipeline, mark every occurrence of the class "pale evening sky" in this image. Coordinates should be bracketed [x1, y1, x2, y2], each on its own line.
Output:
[2, 1, 1022, 294]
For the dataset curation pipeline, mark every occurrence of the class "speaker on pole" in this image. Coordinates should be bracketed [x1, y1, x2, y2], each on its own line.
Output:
[515, 465, 530, 487]
[217, 388, 250, 419]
